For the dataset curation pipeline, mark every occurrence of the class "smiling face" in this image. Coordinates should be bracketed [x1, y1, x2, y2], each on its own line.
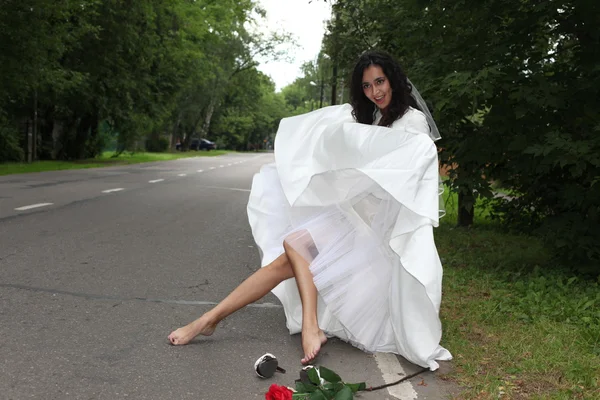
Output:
[362, 65, 392, 110]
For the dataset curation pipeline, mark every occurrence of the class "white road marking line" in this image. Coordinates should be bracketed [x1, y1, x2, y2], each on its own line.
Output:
[209, 167, 216, 170]
[15, 203, 53, 211]
[219, 165, 224, 168]
[203, 186, 251, 192]
[228, 163, 232, 166]
[178, 174, 187, 177]
[197, 169, 204, 172]
[102, 188, 124, 193]
[149, 179, 164, 183]
[374, 353, 417, 399]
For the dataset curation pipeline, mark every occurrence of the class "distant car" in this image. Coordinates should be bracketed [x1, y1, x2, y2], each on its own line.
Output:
[190, 138, 216, 151]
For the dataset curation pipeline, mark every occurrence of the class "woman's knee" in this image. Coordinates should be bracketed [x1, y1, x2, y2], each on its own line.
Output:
[283, 229, 312, 249]
[283, 229, 318, 260]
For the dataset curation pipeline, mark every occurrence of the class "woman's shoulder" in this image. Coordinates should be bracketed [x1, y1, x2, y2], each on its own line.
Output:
[391, 107, 429, 133]
[403, 106, 427, 123]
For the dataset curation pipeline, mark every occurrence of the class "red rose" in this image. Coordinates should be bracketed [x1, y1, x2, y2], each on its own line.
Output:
[265, 384, 293, 400]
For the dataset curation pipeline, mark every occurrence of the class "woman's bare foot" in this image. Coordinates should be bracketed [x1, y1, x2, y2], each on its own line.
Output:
[301, 328, 327, 365]
[168, 314, 217, 345]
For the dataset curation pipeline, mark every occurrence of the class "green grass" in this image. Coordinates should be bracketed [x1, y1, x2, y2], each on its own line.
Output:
[438, 192, 600, 399]
[0, 150, 229, 176]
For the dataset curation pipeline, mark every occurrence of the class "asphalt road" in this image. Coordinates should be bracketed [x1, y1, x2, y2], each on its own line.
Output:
[0, 154, 455, 399]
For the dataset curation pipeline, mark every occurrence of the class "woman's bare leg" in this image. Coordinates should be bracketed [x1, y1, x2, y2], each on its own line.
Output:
[168, 252, 293, 345]
[283, 237, 327, 365]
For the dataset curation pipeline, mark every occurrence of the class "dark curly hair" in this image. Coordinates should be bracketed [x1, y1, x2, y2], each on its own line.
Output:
[350, 50, 420, 127]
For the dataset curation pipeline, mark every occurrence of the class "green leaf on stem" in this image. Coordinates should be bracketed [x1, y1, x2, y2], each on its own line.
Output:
[318, 366, 342, 383]
[345, 382, 366, 393]
[323, 382, 344, 391]
[299, 370, 313, 386]
[333, 386, 353, 400]
[292, 394, 311, 400]
[307, 368, 321, 385]
[296, 381, 318, 393]
[320, 383, 336, 398]
[309, 389, 328, 400]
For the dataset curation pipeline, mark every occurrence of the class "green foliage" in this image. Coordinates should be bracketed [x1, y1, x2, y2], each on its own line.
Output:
[209, 68, 286, 150]
[0, 118, 23, 162]
[502, 272, 600, 331]
[0, 151, 227, 176]
[145, 136, 170, 153]
[169, 0, 291, 151]
[437, 217, 600, 398]
[0, 0, 292, 160]
[290, 366, 366, 399]
[279, 53, 337, 114]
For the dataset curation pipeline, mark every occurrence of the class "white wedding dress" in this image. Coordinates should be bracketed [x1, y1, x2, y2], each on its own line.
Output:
[247, 104, 452, 370]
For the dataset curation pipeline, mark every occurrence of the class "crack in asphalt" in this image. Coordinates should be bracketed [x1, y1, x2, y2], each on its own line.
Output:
[0, 283, 283, 308]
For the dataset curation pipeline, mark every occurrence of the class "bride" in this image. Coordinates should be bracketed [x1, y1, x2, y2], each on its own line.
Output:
[168, 50, 452, 370]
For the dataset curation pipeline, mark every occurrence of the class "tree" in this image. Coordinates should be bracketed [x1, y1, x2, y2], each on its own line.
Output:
[210, 69, 286, 151]
[168, 0, 290, 151]
[0, 0, 98, 160]
[0, 0, 293, 161]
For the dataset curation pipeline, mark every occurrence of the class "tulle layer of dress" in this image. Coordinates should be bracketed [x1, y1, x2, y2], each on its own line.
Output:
[247, 104, 452, 370]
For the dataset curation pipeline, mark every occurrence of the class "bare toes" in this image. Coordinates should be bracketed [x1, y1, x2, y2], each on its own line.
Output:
[301, 350, 317, 365]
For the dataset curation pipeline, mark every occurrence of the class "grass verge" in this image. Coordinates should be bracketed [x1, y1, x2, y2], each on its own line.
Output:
[0, 150, 229, 176]
[438, 193, 599, 399]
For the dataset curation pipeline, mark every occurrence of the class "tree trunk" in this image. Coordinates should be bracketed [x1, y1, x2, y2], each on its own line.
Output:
[26, 119, 33, 163]
[319, 77, 324, 108]
[73, 115, 92, 159]
[200, 97, 217, 137]
[88, 112, 99, 157]
[457, 188, 475, 226]
[51, 120, 63, 160]
[39, 109, 55, 160]
[33, 90, 38, 161]
[330, 63, 338, 105]
[171, 114, 182, 150]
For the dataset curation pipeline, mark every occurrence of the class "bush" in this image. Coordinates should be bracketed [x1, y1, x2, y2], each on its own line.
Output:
[214, 137, 227, 150]
[0, 120, 24, 162]
[145, 136, 170, 152]
[489, 128, 600, 275]
[85, 132, 106, 159]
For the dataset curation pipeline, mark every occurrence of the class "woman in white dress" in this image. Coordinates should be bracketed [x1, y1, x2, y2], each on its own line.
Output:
[168, 51, 451, 370]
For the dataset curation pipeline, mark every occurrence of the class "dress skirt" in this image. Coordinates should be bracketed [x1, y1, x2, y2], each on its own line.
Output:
[247, 104, 452, 370]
